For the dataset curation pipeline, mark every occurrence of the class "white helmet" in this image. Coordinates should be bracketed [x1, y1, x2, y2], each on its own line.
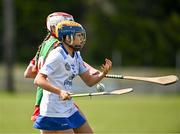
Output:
[46, 12, 74, 33]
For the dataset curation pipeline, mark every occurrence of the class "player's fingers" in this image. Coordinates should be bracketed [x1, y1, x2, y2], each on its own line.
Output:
[67, 92, 72, 100]
[101, 64, 109, 74]
[104, 59, 111, 67]
[63, 93, 72, 100]
[103, 61, 112, 71]
[105, 58, 112, 68]
[60, 91, 72, 100]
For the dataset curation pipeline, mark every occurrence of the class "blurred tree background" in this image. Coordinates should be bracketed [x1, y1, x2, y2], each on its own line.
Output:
[0, 0, 180, 67]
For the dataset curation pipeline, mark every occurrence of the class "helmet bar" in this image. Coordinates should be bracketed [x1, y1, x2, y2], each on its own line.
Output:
[58, 26, 85, 41]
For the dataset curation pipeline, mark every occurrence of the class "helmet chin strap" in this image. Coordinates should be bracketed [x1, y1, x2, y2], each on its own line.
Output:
[66, 43, 82, 51]
[64, 41, 82, 51]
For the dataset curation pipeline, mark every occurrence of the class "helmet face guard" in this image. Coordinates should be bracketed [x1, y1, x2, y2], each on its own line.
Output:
[58, 26, 86, 41]
[56, 21, 86, 51]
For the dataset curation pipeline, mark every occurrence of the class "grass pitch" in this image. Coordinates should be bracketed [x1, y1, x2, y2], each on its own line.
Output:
[0, 92, 180, 134]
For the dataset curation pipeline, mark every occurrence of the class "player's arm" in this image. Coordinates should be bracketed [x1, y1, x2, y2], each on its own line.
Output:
[34, 72, 71, 100]
[24, 57, 38, 78]
[80, 58, 112, 87]
[83, 61, 101, 75]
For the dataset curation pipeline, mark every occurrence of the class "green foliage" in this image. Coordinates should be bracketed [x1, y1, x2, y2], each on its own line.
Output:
[84, 0, 180, 66]
[0, 0, 179, 66]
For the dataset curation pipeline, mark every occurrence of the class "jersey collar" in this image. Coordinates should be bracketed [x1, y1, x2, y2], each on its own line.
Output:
[61, 44, 75, 57]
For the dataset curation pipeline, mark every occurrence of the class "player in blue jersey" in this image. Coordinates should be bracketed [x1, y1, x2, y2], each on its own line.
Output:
[33, 20, 112, 134]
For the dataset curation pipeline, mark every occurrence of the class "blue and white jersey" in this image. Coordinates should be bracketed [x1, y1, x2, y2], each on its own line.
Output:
[39, 45, 88, 118]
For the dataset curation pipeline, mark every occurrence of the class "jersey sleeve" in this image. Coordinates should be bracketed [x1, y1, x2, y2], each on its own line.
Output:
[39, 49, 61, 76]
[77, 52, 88, 74]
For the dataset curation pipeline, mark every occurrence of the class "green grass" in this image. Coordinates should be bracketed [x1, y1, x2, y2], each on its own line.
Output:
[0, 92, 180, 134]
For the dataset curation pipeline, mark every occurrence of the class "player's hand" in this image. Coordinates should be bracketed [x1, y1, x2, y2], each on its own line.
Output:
[30, 57, 38, 74]
[59, 90, 71, 100]
[101, 58, 112, 75]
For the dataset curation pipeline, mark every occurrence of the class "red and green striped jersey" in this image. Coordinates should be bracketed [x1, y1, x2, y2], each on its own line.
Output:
[35, 35, 59, 105]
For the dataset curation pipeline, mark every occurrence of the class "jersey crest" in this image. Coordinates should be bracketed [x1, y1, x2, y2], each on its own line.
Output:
[65, 63, 71, 71]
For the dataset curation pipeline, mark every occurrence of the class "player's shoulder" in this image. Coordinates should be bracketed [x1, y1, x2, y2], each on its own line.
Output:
[43, 37, 57, 47]
[75, 51, 83, 60]
[47, 36, 58, 43]
[47, 46, 61, 59]
[40, 36, 58, 50]
[50, 45, 68, 60]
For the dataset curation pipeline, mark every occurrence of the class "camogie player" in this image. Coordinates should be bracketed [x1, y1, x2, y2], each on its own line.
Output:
[24, 11, 100, 126]
[33, 20, 112, 133]
[24, 12, 75, 121]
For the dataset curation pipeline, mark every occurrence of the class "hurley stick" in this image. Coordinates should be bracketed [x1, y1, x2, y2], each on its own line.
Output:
[106, 74, 178, 85]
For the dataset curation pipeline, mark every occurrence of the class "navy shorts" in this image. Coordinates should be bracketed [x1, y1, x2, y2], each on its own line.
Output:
[33, 111, 86, 130]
